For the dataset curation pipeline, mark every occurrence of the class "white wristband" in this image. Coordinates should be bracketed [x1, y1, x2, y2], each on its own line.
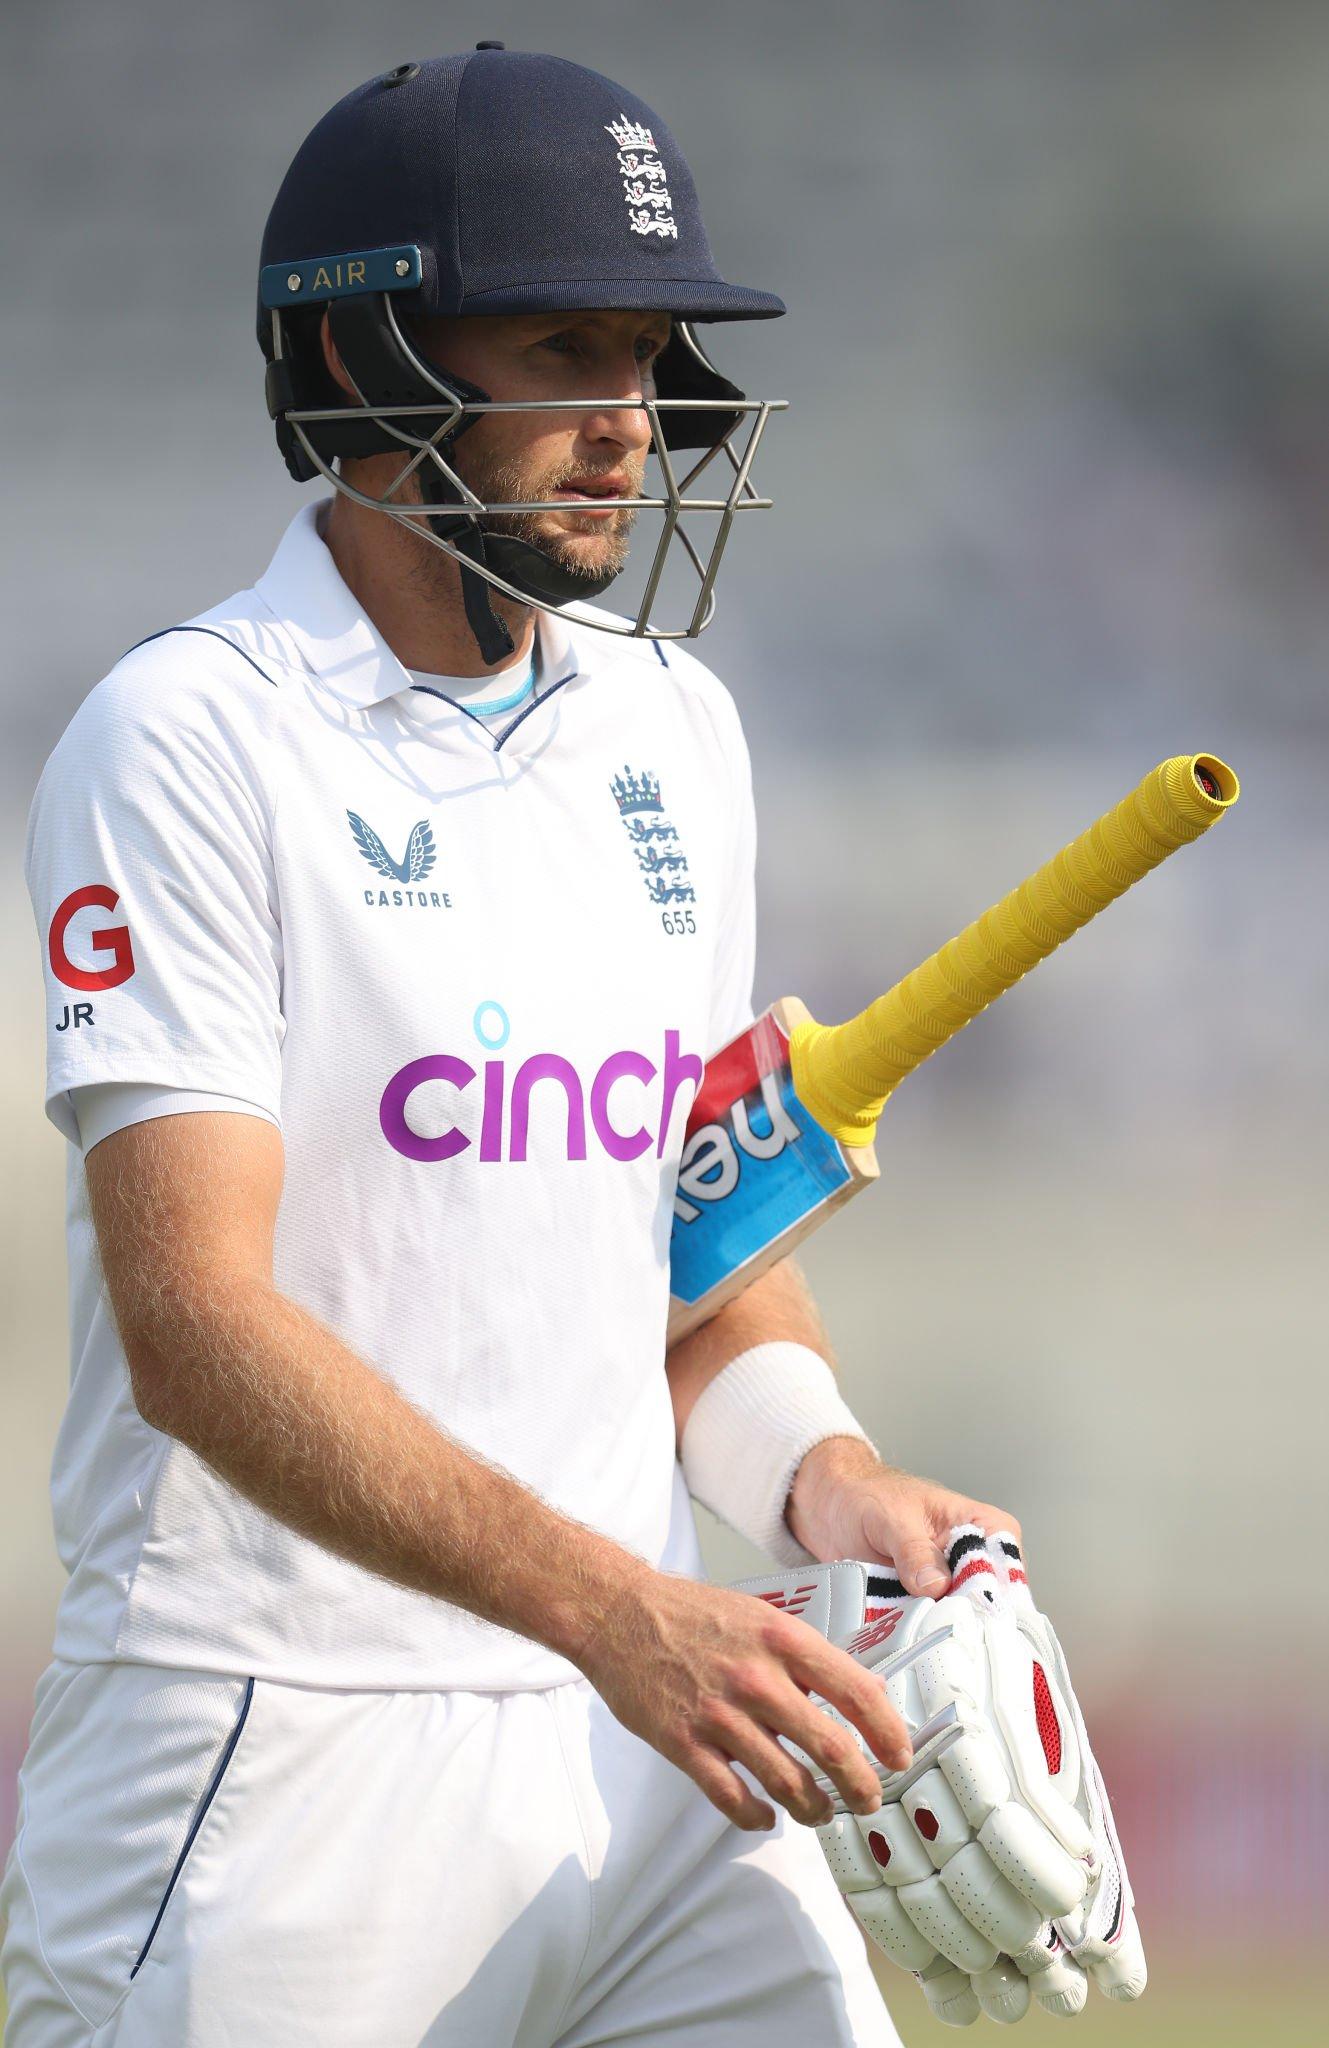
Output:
[679, 1342, 875, 1565]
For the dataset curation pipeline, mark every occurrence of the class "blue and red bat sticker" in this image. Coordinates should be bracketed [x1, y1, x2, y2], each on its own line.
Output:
[668, 1009, 853, 1310]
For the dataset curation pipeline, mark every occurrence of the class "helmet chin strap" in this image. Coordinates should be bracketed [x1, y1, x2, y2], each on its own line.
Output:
[451, 530, 517, 665]
[326, 294, 625, 664]
[429, 500, 625, 666]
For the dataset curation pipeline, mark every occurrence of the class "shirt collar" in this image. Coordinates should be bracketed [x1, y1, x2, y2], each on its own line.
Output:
[253, 501, 580, 709]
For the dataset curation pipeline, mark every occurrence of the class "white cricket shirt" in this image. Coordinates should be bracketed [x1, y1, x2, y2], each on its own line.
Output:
[25, 503, 757, 1690]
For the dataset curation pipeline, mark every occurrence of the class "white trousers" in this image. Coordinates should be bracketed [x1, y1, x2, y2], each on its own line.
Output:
[1, 1660, 900, 2047]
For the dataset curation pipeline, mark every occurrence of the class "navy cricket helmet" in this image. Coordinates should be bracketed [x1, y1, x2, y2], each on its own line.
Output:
[258, 45, 787, 659]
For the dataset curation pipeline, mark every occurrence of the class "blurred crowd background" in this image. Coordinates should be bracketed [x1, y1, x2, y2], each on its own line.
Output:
[2, 2, 1325, 2040]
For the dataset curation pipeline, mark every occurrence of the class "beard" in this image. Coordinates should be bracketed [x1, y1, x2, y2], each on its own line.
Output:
[465, 445, 645, 584]
[392, 438, 645, 588]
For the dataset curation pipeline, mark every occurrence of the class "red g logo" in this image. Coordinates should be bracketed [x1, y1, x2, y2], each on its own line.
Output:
[49, 885, 136, 991]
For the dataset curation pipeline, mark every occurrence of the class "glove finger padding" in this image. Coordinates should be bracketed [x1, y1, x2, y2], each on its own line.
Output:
[919, 1955, 981, 2028]
[974, 1958, 1031, 2026]
[1011, 1928, 1090, 2018]
[734, 1528, 1145, 2026]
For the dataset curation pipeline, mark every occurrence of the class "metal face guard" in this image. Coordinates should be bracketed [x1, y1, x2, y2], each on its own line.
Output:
[269, 301, 786, 641]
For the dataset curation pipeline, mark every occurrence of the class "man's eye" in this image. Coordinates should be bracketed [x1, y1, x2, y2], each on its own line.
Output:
[536, 331, 666, 362]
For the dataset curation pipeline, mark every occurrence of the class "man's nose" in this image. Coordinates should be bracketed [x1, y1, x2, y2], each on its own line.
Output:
[579, 365, 654, 457]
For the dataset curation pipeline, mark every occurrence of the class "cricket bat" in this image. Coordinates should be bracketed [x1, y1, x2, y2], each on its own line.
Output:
[667, 752, 1239, 1341]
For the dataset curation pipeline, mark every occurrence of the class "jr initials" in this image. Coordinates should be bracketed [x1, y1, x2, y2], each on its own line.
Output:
[56, 1003, 95, 1032]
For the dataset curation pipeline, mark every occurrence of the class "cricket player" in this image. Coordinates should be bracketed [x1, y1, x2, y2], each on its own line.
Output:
[3, 47, 1019, 2047]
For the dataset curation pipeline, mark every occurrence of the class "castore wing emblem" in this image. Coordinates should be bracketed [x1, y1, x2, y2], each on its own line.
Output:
[346, 812, 437, 885]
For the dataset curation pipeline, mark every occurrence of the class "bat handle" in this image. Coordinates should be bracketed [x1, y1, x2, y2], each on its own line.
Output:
[788, 752, 1239, 1147]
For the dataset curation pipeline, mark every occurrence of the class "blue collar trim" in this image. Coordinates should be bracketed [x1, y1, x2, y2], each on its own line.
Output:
[409, 649, 581, 752]
[456, 662, 536, 718]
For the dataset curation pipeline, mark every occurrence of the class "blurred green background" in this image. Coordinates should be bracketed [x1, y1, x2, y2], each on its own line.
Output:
[2, 0, 1325, 2039]
[871, 1973, 1324, 2044]
[2, 1968, 1324, 2041]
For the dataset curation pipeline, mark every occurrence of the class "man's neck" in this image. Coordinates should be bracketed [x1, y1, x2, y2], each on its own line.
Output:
[322, 491, 536, 680]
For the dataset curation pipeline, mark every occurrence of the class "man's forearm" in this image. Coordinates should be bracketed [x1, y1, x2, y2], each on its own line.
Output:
[123, 1272, 648, 1666]
[665, 1254, 882, 1559]
[663, 1253, 834, 1442]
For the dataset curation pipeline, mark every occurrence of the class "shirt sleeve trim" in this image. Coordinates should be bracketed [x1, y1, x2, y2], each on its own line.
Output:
[44, 1061, 283, 1146]
[72, 1083, 281, 1156]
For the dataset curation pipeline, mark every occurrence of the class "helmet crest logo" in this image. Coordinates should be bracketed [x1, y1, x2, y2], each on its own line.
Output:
[605, 116, 678, 240]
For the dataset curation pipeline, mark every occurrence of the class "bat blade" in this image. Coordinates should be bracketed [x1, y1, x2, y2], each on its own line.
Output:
[666, 997, 878, 1342]
[666, 753, 1239, 1346]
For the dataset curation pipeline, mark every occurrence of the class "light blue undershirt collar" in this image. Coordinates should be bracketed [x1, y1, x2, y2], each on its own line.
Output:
[407, 650, 537, 721]
[463, 661, 537, 717]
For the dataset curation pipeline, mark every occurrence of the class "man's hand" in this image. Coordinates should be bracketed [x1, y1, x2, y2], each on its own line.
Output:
[575, 1567, 915, 1833]
[787, 1437, 1021, 1597]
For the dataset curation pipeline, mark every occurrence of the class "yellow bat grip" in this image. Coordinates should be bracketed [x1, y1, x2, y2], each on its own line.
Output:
[789, 753, 1239, 1146]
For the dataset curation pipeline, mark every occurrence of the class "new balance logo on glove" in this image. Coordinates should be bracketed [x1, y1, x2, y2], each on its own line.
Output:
[734, 1529, 1146, 2028]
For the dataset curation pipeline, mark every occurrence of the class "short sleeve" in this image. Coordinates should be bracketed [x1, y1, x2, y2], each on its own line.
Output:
[25, 650, 284, 1143]
[71, 1083, 281, 1155]
[705, 691, 758, 1056]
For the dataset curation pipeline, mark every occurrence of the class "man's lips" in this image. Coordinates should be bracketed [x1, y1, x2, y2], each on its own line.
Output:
[548, 478, 634, 520]
[555, 474, 632, 497]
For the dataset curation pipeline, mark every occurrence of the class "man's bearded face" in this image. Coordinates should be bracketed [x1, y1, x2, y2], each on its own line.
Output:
[380, 307, 667, 596]
[454, 436, 648, 585]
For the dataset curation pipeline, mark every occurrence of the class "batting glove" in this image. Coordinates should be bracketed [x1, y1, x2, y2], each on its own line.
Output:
[733, 1529, 1146, 2026]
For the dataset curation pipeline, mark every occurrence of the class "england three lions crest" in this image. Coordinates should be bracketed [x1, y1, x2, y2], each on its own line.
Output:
[610, 766, 698, 930]
[605, 116, 679, 241]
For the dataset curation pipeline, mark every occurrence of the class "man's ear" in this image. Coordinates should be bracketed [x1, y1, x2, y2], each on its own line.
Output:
[319, 310, 359, 399]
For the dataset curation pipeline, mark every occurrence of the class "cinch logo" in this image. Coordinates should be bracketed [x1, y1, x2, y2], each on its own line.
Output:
[347, 811, 452, 909]
[381, 1015, 703, 1166]
[48, 885, 135, 991]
